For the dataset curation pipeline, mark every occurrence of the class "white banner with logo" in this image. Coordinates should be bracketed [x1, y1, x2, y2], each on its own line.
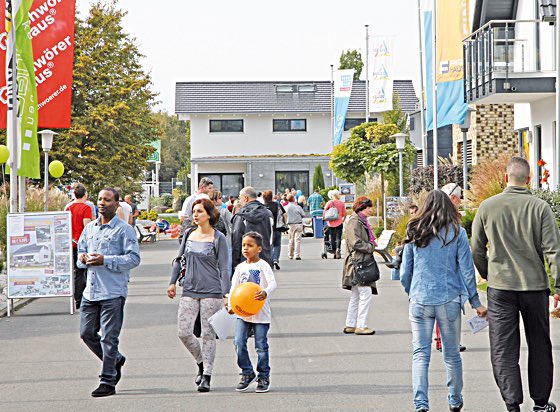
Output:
[369, 36, 394, 112]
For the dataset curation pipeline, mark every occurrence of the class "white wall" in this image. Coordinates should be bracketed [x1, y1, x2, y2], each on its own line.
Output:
[530, 97, 557, 187]
[190, 113, 333, 158]
[515, 97, 557, 188]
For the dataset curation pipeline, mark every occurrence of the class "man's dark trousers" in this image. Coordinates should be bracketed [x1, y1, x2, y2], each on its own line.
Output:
[80, 297, 126, 386]
[72, 247, 86, 307]
[488, 288, 553, 411]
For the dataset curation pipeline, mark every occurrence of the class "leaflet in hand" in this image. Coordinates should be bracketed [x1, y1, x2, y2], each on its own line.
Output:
[467, 315, 488, 334]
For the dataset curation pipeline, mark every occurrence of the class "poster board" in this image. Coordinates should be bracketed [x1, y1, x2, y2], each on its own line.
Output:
[339, 184, 356, 205]
[6, 212, 73, 299]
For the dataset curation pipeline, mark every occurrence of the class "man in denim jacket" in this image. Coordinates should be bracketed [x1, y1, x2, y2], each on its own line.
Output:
[77, 188, 140, 398]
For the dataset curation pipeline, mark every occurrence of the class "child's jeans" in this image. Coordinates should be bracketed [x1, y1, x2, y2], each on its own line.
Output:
[234, 318, 270, 379]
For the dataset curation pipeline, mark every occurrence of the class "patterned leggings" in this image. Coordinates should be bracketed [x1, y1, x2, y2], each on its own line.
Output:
[177, 297, 222, 375]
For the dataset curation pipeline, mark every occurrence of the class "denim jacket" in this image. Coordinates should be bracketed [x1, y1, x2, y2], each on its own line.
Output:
[400, 226, 481, 309]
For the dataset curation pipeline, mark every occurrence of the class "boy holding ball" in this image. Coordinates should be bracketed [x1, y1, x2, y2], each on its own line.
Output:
[228, 231, 277, 393]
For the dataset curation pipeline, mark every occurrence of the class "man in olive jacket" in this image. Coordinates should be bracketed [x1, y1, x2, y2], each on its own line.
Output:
[471, 157, 560, 412]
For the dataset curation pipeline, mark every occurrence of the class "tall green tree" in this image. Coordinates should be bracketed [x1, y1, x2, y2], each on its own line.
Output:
[312, 164, 325, 191]
[329, 135, 374, 183]
[51, 0, 159, 195]
[152, 111, 189, 182]
[339, 49, 363, 80]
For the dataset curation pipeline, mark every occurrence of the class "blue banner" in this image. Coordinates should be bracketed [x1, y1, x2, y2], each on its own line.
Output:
[333, 69, 354, 146]
[424, 6, 467, 131]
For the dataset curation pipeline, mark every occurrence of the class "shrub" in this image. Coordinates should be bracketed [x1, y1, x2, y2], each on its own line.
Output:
[461, 209, 477, 239]
[392, 213, 411, 245]
[139, 209, 158, 221]
[532, 188, 560, 221]
[374, 226, 384, 239]
[162, 193, 174, 207]
[165, 208, 175, 214]
[411, 164, 463, 194]
[466, 153, 511, 207]
[319, 186, 338, 202]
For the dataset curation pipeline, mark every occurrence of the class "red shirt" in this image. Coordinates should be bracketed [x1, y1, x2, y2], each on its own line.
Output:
[324, 199, 346, 228]
[65, 202, 93, 247]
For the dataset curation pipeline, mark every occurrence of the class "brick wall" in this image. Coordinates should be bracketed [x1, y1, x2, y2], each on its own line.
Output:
[452, 104, 517, 166]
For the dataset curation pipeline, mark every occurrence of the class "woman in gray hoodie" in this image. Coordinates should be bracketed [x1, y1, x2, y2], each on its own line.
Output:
[168, 198, 230, 392]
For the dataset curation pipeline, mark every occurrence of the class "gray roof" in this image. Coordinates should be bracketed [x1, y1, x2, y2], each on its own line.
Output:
[175, 80, 418, 115]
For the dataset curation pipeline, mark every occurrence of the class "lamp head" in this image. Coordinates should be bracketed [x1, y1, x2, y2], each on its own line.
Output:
[392, 132, 408, 151]
[38, 129, 58, 152]
[460, 107, 477, 132]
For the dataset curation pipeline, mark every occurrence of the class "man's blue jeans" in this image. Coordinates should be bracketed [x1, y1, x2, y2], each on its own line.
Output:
[409, 301, 463, 411]
[80, 297, 126, 386]
[234, 318, 270, 378]
[272, 230, 282, 263]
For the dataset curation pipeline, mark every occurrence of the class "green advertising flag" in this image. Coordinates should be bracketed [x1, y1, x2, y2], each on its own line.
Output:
[148, 140, 161, 162]
[16, 0, 39, 178]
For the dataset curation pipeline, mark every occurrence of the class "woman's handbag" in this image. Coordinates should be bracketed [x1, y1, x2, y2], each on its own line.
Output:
[323, 204, 339, 221]
[352, 257, 380, 285]
[275, 204, 289, 232]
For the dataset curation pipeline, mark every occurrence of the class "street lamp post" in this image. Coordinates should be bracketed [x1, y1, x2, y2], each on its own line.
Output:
[392, 133, 407, 198]
[39, 130, 57, 212]
[459, 108, 476, 192]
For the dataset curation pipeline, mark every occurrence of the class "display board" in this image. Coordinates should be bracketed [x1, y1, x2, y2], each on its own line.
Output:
[7, 212, 73, 299]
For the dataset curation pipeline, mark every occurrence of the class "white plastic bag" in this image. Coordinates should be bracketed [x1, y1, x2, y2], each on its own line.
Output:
[209, 307, 237, 340]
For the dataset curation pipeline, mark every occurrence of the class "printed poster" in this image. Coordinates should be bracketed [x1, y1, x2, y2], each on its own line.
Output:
[7, 211, 73, 298]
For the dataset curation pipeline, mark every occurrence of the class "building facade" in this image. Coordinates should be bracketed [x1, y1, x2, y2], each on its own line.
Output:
[175, 80, 418, 198]
[464, 0, 558, 188]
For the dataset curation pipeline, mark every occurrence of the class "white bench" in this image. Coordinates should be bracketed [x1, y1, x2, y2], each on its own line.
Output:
[135, 224, 157, 243]
[374, 230, 396, 265]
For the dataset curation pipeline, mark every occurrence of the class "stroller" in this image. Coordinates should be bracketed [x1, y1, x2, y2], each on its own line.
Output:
[321, 225, 336, 259]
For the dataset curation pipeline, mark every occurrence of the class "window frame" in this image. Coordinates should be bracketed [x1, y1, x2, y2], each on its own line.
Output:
[209, 119, 244, 133]
[272, 119, 307, 133]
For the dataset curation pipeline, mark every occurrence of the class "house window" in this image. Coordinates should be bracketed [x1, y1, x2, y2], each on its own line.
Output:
[410, 117, 416, 131]
[344, 118, 366, 131]
[273, 119, 307, 132]
[209, 120, 244, 133]
[275, 171, 309, 197]
[198, 173, 244, 200]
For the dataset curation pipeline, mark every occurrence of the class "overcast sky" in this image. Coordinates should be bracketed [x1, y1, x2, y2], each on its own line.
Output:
[76, 0, 423, 113]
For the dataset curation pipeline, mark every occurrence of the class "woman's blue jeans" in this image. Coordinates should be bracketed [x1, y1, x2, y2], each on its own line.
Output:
[272, 230, 282, 263]
[409, 301, 463, 411]
[234, 318, 270, 378]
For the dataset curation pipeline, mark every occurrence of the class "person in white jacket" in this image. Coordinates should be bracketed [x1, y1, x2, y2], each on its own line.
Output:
[228, 231, 277, 394]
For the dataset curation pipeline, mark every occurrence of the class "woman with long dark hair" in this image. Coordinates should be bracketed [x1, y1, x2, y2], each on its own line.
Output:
[400, 190, 486, 412]
[168, 198, 230, 393]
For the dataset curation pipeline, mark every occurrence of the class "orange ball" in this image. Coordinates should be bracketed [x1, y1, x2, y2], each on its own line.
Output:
[230, 282, 265, 317]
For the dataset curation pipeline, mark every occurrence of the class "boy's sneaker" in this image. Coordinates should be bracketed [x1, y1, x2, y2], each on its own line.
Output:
[534, 402, 557, 412]
[236, 372, 256, 392]
[255, 377, 270, 393]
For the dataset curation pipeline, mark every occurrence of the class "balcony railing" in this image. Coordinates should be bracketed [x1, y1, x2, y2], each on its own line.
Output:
[463, 20, 556, 101]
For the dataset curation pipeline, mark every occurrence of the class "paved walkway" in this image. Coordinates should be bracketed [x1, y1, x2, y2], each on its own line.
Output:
[1, 237, 559, 411]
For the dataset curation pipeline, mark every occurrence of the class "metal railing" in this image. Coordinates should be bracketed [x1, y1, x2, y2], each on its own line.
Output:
[463, 20, 556, 101]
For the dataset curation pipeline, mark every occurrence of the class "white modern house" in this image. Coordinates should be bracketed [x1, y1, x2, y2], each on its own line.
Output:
[464, 0, 558, 188]
[175, 80, 418, 198]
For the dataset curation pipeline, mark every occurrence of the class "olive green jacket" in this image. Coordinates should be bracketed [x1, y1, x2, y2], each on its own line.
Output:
[342, 213, 378, 294]
[471, 186, 560, 294]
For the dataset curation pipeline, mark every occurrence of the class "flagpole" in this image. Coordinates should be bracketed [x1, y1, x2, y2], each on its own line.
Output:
[365, 24, 369, 123]
[6, 0, 18, 213]
[330, 64, 334, 187]
[432, 0, 439, 189]
[417, 0, 428, 167]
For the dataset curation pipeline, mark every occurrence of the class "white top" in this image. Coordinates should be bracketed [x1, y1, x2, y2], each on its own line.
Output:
[119, 201, 132, 224]
[179, 193, 210, 219]
[229, 260, 277, 324]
